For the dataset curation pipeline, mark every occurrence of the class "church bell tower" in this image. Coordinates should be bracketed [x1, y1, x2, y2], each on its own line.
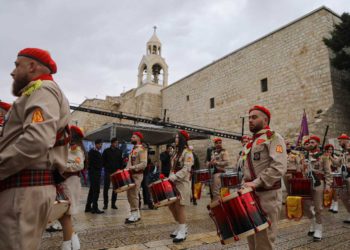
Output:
[137, 26, 168, 88]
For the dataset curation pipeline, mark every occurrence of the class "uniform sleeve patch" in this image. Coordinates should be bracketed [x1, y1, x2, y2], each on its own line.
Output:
[186, 156, 193, 162]
[276, 145, 283, 153]
[32, 108, 44, 123]
[75, 157, 81, 164]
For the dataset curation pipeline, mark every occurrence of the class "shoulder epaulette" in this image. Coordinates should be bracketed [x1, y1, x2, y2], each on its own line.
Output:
[266, 130, 275, 140]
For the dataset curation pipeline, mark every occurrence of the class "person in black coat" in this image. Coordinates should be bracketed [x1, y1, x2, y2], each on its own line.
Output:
[85, 139, 104, 214]
[102, 137, 123, 209]
[159, 144, 173, 177]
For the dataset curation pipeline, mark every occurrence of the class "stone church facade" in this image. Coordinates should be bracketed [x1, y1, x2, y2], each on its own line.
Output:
[71, 7, 350, 163]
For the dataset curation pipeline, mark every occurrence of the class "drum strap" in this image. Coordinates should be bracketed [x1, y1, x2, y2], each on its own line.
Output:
[0, 169, 54, 192]
[246, 151, 257, 180]
[247, 151, 282, 191]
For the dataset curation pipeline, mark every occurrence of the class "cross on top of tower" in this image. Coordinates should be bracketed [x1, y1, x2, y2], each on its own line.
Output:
[153, 25, 157, 33]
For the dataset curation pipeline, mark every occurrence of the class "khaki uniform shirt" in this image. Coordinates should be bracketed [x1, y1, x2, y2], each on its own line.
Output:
[210, 148, 229, 172]
[127, 144, 147, 172]
[66, 146, 85, 172]
[333, 150, 350, 169]
[243, 130, 287, 189]
[287, 151, 302, 171]
[170, 148, 194, 206]
[0, 79, 70, 180]
[306, 151, 332, 189]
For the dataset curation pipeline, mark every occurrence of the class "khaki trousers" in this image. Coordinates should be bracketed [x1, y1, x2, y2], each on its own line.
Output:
[211, 173, 221, 202]
[304, 181, 324, 224]
[0, 185, 56, 250]
[127, 173, 143, 211]
[247, 189, 282, 250]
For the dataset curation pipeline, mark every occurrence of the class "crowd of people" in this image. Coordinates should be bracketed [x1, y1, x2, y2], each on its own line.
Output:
[0, 47, 350, 250]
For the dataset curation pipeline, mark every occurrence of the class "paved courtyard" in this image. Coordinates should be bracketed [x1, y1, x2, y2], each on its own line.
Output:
[41, 187, 350, 250]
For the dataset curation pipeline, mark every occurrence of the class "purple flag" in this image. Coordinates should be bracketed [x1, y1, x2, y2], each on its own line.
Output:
[296, 110, 309, 147]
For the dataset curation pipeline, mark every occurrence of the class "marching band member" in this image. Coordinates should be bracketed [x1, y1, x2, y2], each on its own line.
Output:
[0, 101, 11, 134]
[324, 144, 339, 213]
[283, 140, 302, 197]
[168, 130, 194, 243]
[0, 48, 70, 250]
[336, 134, 350, 223]
[242, 105, 287, 250]
[207, 138, 229, 202]
[303, 135, 332, 241]
[125, 132, 147, 223]
[60, 126, 85, 250]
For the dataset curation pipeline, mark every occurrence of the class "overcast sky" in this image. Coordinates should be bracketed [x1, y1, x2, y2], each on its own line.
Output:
[0, 0, 349, 105]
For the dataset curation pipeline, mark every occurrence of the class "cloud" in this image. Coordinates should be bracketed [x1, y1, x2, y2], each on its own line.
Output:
[0, 0, 349, 104]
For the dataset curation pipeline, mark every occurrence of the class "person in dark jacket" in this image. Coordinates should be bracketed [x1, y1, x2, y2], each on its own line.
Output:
[102, 137, 123, 209]
[160, 144, 173, 177]
[85, 139, 104, 214]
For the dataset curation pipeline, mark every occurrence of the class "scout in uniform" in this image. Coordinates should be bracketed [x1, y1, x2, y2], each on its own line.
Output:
[324, 144, 340, 213]
[207, 138, 229, 202]
[60, 126, 85, 250]
[242, 105, 287, 250]
[302, 135, 332, 241]
[0, 48, 70, 250]
[0, 101, 11, 134]
[168, 130, 194, 243]
[125, 132, 147, 223]
[283, 140, 302, 196]
[335, 134, 350, 223]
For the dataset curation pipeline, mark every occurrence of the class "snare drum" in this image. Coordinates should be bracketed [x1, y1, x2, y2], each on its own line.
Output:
[110, 169, 135, 193]
[289, 178, 312, 198]
[332, 172, 344, 189]
[148, 178, 178, 208]
[221, 172, 240, 188]
[48, 185, 70, 223]
[193, 169, 211, 183]
[208, 187, 270, 244]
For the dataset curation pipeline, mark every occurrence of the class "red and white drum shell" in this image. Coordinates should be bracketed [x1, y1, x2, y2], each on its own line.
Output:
[148, 178, 178, 208]
[110, 169, 135, 193]
[207, 187, 270, 244]
[332, 172, 344, 189]
[221, 172, 240, 188]
[289, 178, 312, 199]
[193, 169, 211, 183]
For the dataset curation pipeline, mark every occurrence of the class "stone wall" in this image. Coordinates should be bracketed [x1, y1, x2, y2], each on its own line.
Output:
[162, 8, 349, 162]
[71, 89, 162, 133]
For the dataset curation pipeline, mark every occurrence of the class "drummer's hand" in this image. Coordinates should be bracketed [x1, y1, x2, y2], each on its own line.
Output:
[169, 174, 176, 182]
[243, 182, 256, 189]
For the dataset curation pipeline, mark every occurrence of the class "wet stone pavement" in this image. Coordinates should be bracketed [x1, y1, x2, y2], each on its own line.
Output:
[41, 187, 350, 250]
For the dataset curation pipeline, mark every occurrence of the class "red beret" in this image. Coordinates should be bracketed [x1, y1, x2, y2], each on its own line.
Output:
[249, 105, 271, 120]
[70, 125, 84, 140]
[309, 135, 320, 144]
[338, 133, 350, 140]
[324, 144, 334, 150]
[133, 131, 144, 140]
[179, 130, 190, 141]
[213, 138, 222, 143]
[18, 48, 57, 74]
[0, 101, 11, 112]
